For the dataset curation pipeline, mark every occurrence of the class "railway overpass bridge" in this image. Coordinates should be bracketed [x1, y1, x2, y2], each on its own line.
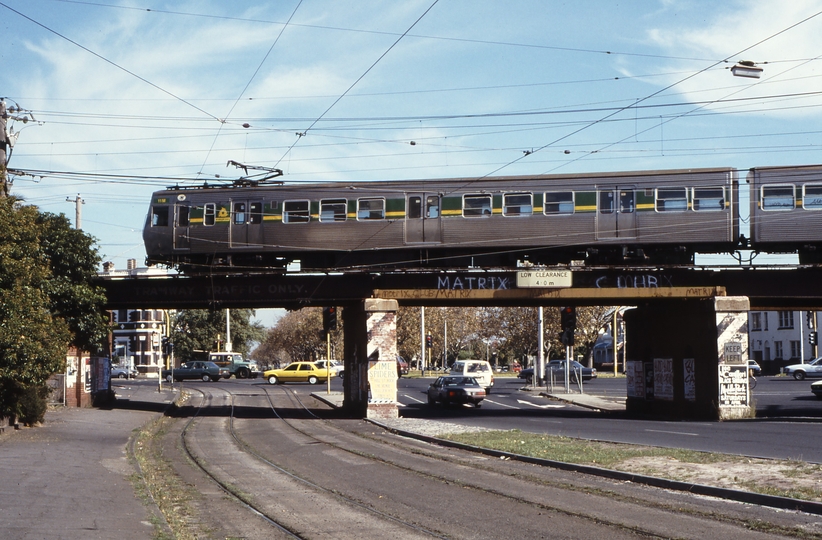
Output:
[99, 265, 822, 420]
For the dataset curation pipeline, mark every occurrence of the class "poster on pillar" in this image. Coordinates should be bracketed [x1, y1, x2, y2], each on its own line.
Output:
[368, 361, 398, 403]
[653, 358, 674, 400]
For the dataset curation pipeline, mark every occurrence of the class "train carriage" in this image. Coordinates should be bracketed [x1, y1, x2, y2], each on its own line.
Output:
[748, 165, 822, 264]
[143, 167, 740, 273]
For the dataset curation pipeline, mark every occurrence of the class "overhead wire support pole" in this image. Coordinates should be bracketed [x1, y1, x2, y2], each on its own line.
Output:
[66, 194, 84, 229]
[0, 100, 7, 197]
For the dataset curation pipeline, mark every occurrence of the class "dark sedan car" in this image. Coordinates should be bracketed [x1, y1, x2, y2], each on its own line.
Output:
[162, 361, 228, 382]
[427, 376, 486, 407]
[518, 361, 597, 384]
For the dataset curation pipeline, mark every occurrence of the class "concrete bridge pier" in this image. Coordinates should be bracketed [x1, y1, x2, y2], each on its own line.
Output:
[624, 296, 751, 420]
[342, 298, 399, 419]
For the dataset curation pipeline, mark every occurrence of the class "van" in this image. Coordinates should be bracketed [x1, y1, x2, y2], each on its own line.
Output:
[450, 360, 494, 393]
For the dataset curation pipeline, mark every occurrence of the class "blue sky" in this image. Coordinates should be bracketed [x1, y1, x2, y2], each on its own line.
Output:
[3, 1, 822, 307]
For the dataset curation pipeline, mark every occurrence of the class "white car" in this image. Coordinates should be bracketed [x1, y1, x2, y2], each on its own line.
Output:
[315, 360, 343, 377]
[783, 357, 822, 380]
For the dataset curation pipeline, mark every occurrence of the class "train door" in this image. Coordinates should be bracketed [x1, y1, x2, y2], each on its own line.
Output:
[596, 187, 636, 240]
[230, 200, 264, 247]
[173, 203, 190, 250]
[405, 193, 442, 243]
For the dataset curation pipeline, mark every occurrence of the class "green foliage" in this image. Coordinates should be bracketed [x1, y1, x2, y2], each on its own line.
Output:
[253, 308, 339, 366]
[0, 197, 107, 420]
[172, 309, 265, 361]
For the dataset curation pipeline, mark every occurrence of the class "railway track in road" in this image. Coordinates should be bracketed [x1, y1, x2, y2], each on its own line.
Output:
[165, 382, 822, 540]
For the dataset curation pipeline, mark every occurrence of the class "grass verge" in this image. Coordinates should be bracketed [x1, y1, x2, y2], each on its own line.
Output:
[439, 429, 822, 503]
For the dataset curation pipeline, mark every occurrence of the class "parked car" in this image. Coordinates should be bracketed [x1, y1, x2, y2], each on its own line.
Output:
[111, 365, 137, 379]
[519, 361, 597, 384]
[427, 376, 486, 407]
[783, 357, 822, 380]
[811, 380, 822, 399]
[450, 359, 494, 393]
[264, 362, 331, 385]
[162, 361, 228, 382]
[747, 359, 762, 376]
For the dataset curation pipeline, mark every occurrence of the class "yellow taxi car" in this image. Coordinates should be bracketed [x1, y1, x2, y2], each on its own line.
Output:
[264, 362, 331, 385]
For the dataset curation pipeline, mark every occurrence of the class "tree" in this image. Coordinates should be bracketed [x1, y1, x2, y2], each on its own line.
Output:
[253, 308, 340, 367]
[0, 197, 107, 424]
[172, 309, 265, 361]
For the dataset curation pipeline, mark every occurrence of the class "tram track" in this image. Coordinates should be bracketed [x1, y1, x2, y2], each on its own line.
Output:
[163, 382, 819, 540]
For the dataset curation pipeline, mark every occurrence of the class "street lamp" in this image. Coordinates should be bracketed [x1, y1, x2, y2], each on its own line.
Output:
[730, 60, 763, 79]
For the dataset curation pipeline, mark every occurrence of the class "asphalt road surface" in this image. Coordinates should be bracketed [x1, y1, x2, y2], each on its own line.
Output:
[394, 374, 822, 463]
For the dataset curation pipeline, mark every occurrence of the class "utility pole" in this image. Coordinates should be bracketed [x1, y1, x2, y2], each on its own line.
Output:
[66, 194, 85, 229]
[1, 99, 37, 197]
[1, 100, 8, 197]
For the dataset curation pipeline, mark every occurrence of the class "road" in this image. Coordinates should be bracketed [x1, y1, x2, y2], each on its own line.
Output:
[389, 374, 822, 463]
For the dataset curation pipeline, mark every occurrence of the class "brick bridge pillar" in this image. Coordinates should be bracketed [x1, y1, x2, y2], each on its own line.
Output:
[624, 296, 751, 420]
[342, 299, 399, 419]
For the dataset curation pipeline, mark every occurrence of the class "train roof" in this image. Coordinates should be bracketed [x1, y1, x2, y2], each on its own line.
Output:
[156, 166, 738, 194]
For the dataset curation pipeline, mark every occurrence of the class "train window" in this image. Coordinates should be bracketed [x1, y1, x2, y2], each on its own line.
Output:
[249, 202, 263, 224]
[151, 206, 169, 227]
[803, 184, 822, 210]
[408, 197, 422, 219]
[204, 203, 216, 226]
[283, 200, 310, 223]
[320, 199, 347, 222]
[357, 198, 385, 220]
[544, 192, 574, 215]
[692, 187, 725, 211]
[233, 202, 247, 225]
[655, 188, 687, 212]
[599, 191, 615, 214]
[463, 194, 492, 217]
[503, 193, 533, 216]
[427, 196, 440, 218]
[761, 185, 795, 211]
[177, 205, 190, 226]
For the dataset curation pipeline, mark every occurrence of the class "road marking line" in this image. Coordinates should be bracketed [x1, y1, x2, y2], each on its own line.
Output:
[483, 399, 520, 409]
[402, 394, 424, 404]
[516, 399, 566, 409]
[645, 429, 699, 436]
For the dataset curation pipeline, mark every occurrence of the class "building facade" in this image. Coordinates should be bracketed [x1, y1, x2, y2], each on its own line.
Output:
[748, 310, 818, 374]
[102, 260, 171, 377]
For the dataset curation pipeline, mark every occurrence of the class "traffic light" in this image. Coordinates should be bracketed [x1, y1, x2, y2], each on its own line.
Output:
[322, 306, 337, 338]
[559, 306, 576, 346]
[426, 334, 433, 348]
[810, 331, 818, 346]
[161, 336, 169, 355]
[808, 311, 814, 329]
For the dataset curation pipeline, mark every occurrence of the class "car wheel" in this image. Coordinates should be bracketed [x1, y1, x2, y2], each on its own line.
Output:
[118, 373, 127, 379]
[338, 371, 345, 379]
[201, 374, 211, 382]
[267, 375, 278, 385]
[237, 368, 249, 379]
[308, 376, 318, 385]
[794, 371, 806, 381]
[165, 374, 173, 383]
[427, 394, 435, 405]
[486, 387, 492, 395]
